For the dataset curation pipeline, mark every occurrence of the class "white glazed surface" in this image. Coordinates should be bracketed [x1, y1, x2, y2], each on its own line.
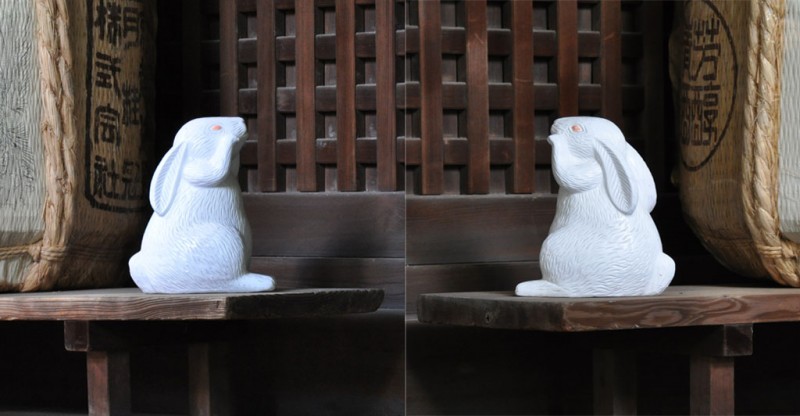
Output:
[129, 117, 275, 293]
[515, 117, 674, 297]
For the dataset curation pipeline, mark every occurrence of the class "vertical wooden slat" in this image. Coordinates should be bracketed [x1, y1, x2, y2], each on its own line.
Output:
[511, 0, 535, 194]
[220, 0, 239, 116]
[642, 1, 665, 188]
[376, 0, 397, 191]
[466, 0, 489, 194]
[418, 0, 444, 195]
[556, 0, 578, 117]
[296, 0, 318, 191]
[336, 0, 358, 191]
[257, 0, 277, 192]
[182, 2, 203, 120]
[599, 0, 622, 126]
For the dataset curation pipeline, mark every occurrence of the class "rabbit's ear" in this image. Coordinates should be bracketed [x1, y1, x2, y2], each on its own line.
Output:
[150, 143, 186, 216]
[594, 140, 638, 215]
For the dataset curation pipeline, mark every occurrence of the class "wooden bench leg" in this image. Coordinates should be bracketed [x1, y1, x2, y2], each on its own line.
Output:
[690, 355, 734, 415]
[188, 342, 231, 416]
[593, 349, 637, 415]
[86, 350, 132, 416]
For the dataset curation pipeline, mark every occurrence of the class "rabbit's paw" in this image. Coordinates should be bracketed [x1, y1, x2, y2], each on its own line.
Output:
[515, 280, 570, 297]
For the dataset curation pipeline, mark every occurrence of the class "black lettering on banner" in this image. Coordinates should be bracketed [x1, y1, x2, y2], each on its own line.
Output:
[678, 0, 738, 171]
[683, 17, 720, 147]
[122, 6, 142, 48]
[85, 0, 148, 212]
[94, 52, 121, 95]
[94, 0, 122, 46]
[122, 84, 142, 126]
[94, 105, 121, 146]
[93, 156, 143, 201]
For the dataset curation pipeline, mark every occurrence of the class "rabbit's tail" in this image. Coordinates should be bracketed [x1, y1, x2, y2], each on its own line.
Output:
[643, 253, 675, 296]
[228, 273, 276, 292]
[515, 279, 570, 297]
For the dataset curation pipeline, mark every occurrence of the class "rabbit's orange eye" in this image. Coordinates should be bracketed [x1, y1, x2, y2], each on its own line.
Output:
[571, 125, 583, 133]
[211, 125, 222, 131]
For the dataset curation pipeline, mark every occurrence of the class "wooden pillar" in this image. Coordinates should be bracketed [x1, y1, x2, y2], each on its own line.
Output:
[593, 349, 637, 415]
[690, 355, 735, 415]
[189, 343, 232, 416]
[86, 351, 132, 416]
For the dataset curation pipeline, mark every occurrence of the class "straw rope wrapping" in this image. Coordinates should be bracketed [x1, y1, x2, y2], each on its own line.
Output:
[742, 0, 798, 286]
[22, 0, 77, 291]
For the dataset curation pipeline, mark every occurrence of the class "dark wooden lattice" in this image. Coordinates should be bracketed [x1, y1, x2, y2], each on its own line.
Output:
[402, 0, 665, 195]
[213, 0, 664, 196]
[221, 0, 402, 192]
[184, 0, 669, 311]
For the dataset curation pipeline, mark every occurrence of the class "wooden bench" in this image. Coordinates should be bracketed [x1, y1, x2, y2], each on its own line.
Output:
[0, 288, 384, 416]
[417, 285, 800, 415]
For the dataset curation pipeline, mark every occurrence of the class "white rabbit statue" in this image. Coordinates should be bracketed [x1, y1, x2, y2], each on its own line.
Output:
[129, 117, 276, 293]
[516, 117, 674, 297]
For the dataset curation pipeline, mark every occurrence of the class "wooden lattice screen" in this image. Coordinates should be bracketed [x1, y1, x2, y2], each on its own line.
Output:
[404, 0, 665, 195]
[210, 0, 664, 196]
[163, 0, 667, 310]
[219, 0, 401, 193]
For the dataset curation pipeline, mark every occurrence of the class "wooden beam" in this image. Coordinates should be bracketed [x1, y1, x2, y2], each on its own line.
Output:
[87, 351, 131, 416]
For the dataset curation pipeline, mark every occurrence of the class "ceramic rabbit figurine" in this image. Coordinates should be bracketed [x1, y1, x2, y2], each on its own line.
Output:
[516, 117, 674, 297]
[129, 117, 275, 293]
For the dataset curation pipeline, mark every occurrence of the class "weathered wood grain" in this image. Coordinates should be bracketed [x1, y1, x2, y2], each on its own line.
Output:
[0, 288, 383, 321]
[250, 256, 404, 310]
[418, 286, 800, 332]
[406, 195, 556, 265]
[243, 192, 404, 258]
[406, 261, 540, 312]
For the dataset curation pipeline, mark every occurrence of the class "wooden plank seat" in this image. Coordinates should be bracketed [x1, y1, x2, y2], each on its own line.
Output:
[0, 288, 383, 416]
[417, 285, 800, 415]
